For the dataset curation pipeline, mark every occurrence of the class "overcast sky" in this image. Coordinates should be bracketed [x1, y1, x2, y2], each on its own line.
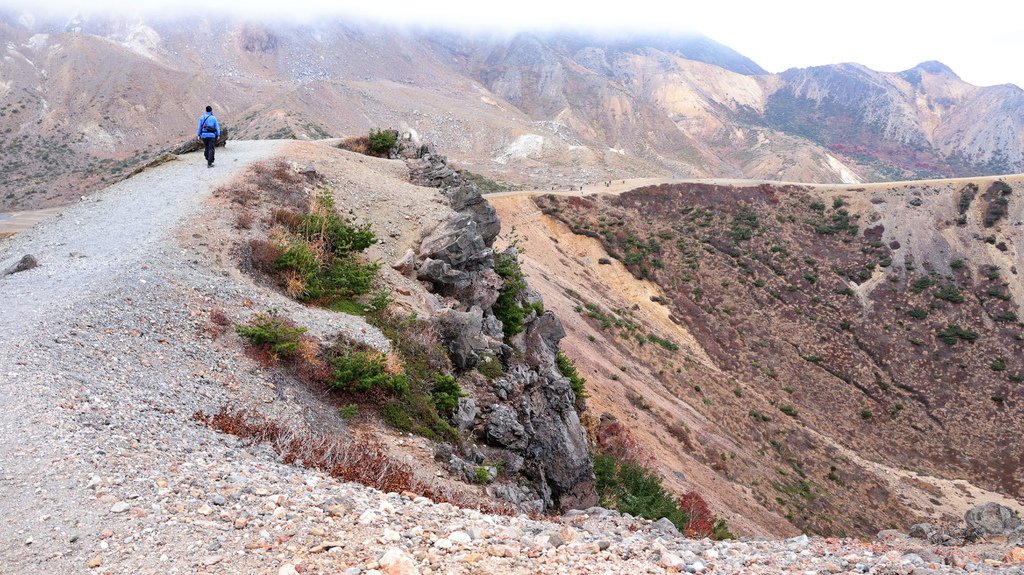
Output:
[9, 0, 1024, 88]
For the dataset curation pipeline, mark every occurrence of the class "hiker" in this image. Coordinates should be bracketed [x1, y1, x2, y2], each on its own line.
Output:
[196, 105, 221, 168]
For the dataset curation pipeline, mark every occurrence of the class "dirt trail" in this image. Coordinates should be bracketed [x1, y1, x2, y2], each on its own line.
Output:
[0, 141, 287, 329]
[488, 173, 1024, 200]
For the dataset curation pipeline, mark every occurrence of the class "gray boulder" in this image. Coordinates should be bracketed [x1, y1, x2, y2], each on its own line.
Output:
[965, 502, 1022, 537]
[654, 517, 680, 535]
[418, 214, 491, 271]
[486, 405, 528, 450]
[453, 397, 477, 431]
[435, 307, 487, 370]
[442, 182, 500, 246]
[3, 254, 38, 276]
[908, 523, 934, 539]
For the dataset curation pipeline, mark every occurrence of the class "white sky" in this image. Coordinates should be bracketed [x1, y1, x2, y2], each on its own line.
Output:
[9, 0, 1024, 88]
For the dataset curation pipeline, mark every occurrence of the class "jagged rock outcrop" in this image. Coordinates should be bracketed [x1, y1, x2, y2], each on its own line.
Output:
[965, 502, 1022, 539]
[408, 152, 500, 245]
[408, 149, 596, 511]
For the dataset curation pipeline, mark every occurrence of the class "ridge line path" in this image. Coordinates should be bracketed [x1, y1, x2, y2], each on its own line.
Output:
[0, 141, 347, 573]
[484, 173, 1024, 199]
[1, 141, 281, 330]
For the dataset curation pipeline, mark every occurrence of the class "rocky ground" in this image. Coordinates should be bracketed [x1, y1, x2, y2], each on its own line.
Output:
[1, 140, 1023, 574]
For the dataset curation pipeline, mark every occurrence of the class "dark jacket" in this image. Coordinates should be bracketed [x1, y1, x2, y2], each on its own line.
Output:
[197, 113, 220, 139]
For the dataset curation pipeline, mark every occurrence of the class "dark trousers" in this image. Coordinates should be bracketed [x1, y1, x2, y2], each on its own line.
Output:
[203, 137, 216, 165]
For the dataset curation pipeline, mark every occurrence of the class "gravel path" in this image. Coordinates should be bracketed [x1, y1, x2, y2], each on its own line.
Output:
[0, 141, 1020, 574]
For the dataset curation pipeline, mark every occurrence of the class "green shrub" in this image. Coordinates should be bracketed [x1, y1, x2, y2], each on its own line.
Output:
[379, 394, 459, 443]
[556, 351, 588, 409]
[646, 334, 679, 351]
[328, 350, 406, 393]
[272, 190, 379, 304]
[477, 353, 505, 380]
[236, 312, 307, 357]
[908, 308, 928, 320]
[474, 466, 495, 484]
[431, 374, 465, 418]
[779, 404, 798, 417]
[860, 409, 872, 420]
[593, 453, 690, 531]
[298, 192, 376, 253]
[339, 404, 359, 419]
[368, 129, 398, 154]
[910, 276, 935, 293]
[937, 324, 979, 345]
[493, 251, 529, 338]
[322, 256, 380, 298]
[991, 358, 1007, 372]
[934, 284, 965, 303]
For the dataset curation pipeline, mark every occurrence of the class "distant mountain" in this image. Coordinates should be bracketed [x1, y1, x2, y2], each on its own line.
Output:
[2, 12, 1024, 211]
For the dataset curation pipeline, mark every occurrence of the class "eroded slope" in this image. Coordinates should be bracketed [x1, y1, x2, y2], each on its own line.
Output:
[498, 175, 1024, 537]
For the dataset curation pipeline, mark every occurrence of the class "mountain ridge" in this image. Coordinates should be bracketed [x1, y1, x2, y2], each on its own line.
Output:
[3, 13, 1024, 212]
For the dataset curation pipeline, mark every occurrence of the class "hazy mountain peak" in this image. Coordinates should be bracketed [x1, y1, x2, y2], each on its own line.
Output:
[907, 60, 961, 80]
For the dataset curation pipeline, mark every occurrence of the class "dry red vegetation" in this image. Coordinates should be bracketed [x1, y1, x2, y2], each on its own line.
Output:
[194, 408, 515, 515]
[595, 415, 654, 469]
[678, 491, 715, 538]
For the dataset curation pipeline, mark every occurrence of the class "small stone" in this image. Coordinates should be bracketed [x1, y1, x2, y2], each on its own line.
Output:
[433, 538, 452, 549]
[908, 523, 933, 539]
[379, 548, 419, 575]
[488, 545, 511, 557]
[87, 556, 102, 569]
[1003, 547, 1024, 564]
[326, 504, 348, 517]
[110, 502, 130, 514]
[279, 564, 300, 575]
[448, 531, 471, 545]
[659, 552, 685, 569]
[358, 510, 378, 524]
[197, 504, 213, 516]
[212, 495, 227, 506]
[653, 517, 679, 535]
[202, 555, 223, 566]
[788, 534, 810, 547]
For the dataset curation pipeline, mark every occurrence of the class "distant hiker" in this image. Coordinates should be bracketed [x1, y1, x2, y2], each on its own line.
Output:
[197, 105, 221, 168]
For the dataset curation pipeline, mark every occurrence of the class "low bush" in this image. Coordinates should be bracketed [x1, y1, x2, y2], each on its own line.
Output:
[556, 351, 588, 410]
[270, 190, 381, 306]
[368, 129, 398, 155]
[236, 311, 307, 358]
[477, 353, 504, 380]
[493, 251, 530, 338]
[934, 284, 965, 303]
[779, 404, 798, 417]
[594, 453, 690, 530]
[328, 349, 407, 394]
[937, 324, 979, 345]
[431, 374, 465, 418]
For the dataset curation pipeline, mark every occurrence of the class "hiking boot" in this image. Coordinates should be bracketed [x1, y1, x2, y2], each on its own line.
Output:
[208, 162, 213, 168]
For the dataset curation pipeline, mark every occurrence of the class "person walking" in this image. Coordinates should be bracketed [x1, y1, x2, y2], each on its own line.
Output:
[197, 105, 220, 168]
